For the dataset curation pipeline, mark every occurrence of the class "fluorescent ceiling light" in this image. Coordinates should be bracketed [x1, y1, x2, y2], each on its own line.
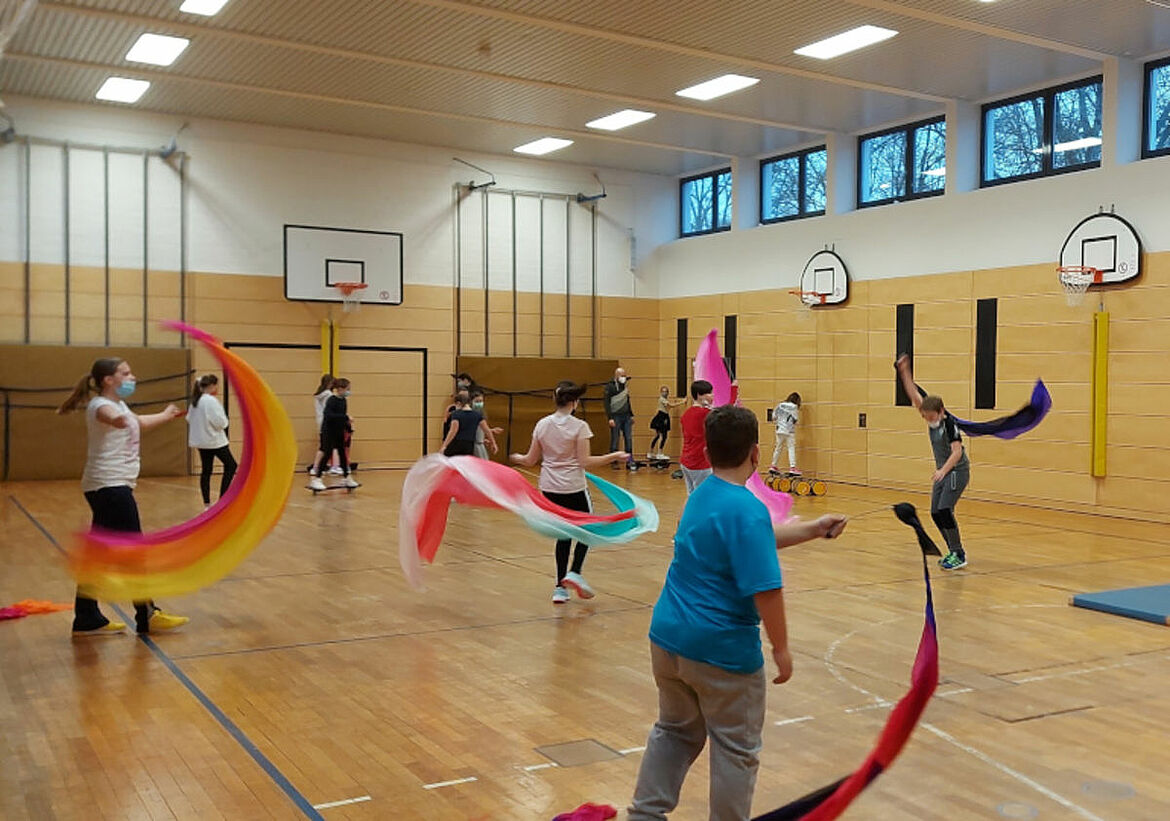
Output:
[179, 0, 230, 15]
[95, 77, 150, 104]
[676, 74, 759, 101]
[586, 109, 656, 131]
[923, 167, 946, 177]
[794, 25, 898, 60]
[125, 33, 190, 66]
[514, 137, 574, 156]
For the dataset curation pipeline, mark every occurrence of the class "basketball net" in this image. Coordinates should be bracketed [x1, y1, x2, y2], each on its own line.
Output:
[335, 282, 367, 313]
[1057, 266, 1100, 307]
[789, 289, 824, 321]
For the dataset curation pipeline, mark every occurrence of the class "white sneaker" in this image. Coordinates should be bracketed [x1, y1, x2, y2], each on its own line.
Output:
[308, 476, 326, 491]
[329, 466, 345, 475]
[562, 571, 595, 599]
[343, 477, 360, 488]
[551, 586, 570, 604]
[656, 452, 668, 460]
[647, 451, 655, 461]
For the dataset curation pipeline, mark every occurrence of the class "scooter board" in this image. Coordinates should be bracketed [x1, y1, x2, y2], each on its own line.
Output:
[307, 483, 359, 495]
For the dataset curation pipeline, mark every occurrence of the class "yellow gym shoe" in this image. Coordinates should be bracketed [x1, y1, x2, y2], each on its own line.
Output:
[146, 610, 189, 632]
[72, 620, 126, 636]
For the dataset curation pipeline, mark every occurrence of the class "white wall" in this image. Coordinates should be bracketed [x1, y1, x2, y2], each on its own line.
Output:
[0, 95, 677, 297]
[643, 153, 1170, 299]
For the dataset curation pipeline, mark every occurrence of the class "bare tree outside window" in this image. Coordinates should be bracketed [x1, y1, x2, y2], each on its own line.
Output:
[804, 149, 827, 212]
[985, 96, 1045, 181]
[860, 130, 908, 203]
[762, 155, 800, 220]
[1053, 83, 1103, 168]
[912, 121, 947, 193]
[681, 175, 713, 235]
[716, 171, 733, 229]
[1149, 63, 1170, 153]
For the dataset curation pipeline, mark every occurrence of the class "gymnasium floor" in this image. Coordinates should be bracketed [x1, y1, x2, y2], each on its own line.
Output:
[3, 468, 1170, 820]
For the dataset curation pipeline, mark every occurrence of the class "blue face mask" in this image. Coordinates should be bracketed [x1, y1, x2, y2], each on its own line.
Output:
[116, 379, 136, 399]
[344, 390, 352, 397]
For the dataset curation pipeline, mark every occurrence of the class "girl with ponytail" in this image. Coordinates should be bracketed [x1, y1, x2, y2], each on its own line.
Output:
[187, 374, 237, 509]
[58, 357, 190, 635]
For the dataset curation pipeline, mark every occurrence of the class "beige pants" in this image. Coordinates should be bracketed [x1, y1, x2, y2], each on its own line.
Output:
[629, 642, 767, 821]
[771, 432, 796, 470]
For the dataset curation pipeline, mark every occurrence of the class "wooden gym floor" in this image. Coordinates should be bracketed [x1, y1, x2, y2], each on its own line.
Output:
[3, 468, 1170, 820]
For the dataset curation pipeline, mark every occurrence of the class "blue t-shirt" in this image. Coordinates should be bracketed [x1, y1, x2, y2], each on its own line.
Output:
[649, 475, 783, 674]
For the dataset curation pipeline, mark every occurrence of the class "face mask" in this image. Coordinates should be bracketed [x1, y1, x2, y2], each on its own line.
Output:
[618, 376, 627, 384]
[928, 420, 941, 429]
[473, 401, 484, 410]
[344, 390, 352, 397]
[115, 379, 136, 399]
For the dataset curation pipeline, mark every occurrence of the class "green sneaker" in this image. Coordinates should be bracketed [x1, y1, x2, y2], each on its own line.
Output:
[939, 551, 968, 571]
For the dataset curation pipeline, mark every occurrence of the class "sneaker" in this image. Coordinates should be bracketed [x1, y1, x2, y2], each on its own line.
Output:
[343, 476, 360, 488]
[627, 462, 639, 472]
[562, 571, 596, 599]
[146, 610, 189, 632]
[939, 552, 967, 571]
[789, 467, 802, 475]
[72, 620, 126, 636]
[308, 476, 326, 491]
[551, 586, 570, 604]
[329, 466, 345, 475]
[656, 452, 668, 461]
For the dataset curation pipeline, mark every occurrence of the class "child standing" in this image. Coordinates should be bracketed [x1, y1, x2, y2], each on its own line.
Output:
[896, 355, 970, 570]
[57, 357, 190, 635]
[470, 388, 504, 460]
[678, 380, 714, 495]
[510, 381, 627, 604]
[308, 378, 359, 491]
[770, 392, 802, 474]
[312, 373, 341, 474]
[628, 405, 846, 821]
[648, 386, 686, 461]
[187, 374, 237, 508]
[441, 390, 498, 457]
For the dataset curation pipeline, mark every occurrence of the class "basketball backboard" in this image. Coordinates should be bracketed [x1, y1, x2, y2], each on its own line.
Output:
[798, 249, 849, 306]
[1059, 212, 1142, 285]
[284, 224, 403, 305]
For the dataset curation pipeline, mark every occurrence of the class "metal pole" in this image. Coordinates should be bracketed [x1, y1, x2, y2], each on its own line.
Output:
[539, 194, 545, 358]
[565, 198, 571, 357]
[482, 188, 489, 356]
[421, 348, 429, 455]
[142, 152, 149, 347]
[23, 140, 30, 344]
[455, 186, 462, 357]
[2, 392, 10, 482]
[511, 191, 517, 357]
[179, 153, 188, 346]
[63, 144, 71, 345]
[591, 202, 597, 358]
[507, 393, 514, 456]
[103, 148, 110, 346]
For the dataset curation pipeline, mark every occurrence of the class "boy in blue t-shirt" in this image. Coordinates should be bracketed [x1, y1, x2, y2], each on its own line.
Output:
[629, 405, 847, 821]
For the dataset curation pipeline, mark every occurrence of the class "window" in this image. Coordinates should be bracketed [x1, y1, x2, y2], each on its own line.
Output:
[1143, 56, 1170, 158]
[858, 116, 945, 207]
[982, 76, 1102, 185]
[760, 146, 827, 223]
[680, 168, 732, 236]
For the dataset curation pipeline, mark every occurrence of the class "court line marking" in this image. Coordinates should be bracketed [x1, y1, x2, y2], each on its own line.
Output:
[521, 762, 558, 772]
[774, 716, 815, 727]
[423, 776, 478, 790]
[618, 746, 646, 755]
[9, 495, 327, 821]
[313, 795, 372, 810]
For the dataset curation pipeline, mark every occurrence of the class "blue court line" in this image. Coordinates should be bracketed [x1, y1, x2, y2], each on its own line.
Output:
[7, 495, 326, 821]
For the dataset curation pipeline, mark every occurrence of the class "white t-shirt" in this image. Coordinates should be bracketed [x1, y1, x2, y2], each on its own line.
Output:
[533, 411, 593, 494]
[773, 401, 800, 435]
[81, 396, 140, 492]
[314, 390, 331, 430]
[187, 393, 230, 449]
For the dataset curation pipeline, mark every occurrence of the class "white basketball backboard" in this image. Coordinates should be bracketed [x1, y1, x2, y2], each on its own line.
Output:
[1059, 212, 1141, 284]
[798, 250, 849, 306]
[284, 224, 403, 305]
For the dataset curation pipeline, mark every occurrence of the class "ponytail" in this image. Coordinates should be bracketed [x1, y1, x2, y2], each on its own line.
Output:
[191, 373, 218, 407]
[58, 357, 123, 414]
[314, 373, 333, 395]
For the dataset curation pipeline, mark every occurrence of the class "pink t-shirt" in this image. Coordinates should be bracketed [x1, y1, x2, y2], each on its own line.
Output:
[533, 411, 593, 494]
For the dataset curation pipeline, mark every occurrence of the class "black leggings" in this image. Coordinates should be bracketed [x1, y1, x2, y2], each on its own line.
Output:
[198, 446, 238, 505]
[650, 431, 669, 450]
[314, 429, 349, 475]
[74, 486, 153, 632]
[543, 489, 591, 584]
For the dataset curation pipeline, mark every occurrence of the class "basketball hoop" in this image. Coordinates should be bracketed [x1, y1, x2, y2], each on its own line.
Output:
[1057, 266, 1101, 307]
[789, 289, 826, 321]
[333, 281, 367, 312]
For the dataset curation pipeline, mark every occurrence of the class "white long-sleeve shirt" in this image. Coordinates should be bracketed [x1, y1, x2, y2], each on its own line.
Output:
[187, 393, 230, 449]
[773, 401, 800, 435]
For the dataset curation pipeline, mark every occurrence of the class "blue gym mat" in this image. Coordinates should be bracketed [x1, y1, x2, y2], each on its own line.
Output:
[1071, 584, 1170, 626]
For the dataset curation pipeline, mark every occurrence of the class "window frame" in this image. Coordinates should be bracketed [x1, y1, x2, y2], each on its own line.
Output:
[758, 145, 827, 224]
[1142, 55, 1170, 159]
[856, 115, 946, 209]
[679, 167, 733, 238]
[980, 75, 1103, 188]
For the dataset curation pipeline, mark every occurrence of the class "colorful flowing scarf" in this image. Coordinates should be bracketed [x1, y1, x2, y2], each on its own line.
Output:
[399, 454, 659, 588]
[0, 600, 73, 621]
[752, 503, 940, 820]
[946, 380, 1052, 439]
[67, 321, 297, 600]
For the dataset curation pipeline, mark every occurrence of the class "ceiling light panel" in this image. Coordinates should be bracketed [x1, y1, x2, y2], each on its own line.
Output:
[179, 0, 230, 16]
[514, 137, 574, 155]
[794, 25, 898, 60]
[95, 77, 150, 103]
[125, 33, 190, 66]
[586, 110, 656, 131]
[676, 74, 759, 101]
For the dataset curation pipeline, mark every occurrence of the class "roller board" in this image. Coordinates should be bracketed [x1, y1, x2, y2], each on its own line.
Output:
[306, 481, 360, 495]
[631, 457, 674, 471]
[765, 468, 827, 496]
